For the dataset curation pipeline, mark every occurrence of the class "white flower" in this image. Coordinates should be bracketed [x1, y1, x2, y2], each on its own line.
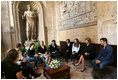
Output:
[49, 59, 60, 69]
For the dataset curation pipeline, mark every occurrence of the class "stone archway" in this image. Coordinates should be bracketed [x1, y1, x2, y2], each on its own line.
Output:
[12, 1, 45, 44]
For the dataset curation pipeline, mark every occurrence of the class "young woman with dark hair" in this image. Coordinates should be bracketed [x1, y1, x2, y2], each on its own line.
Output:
[49, 40, 60, 59]
[64, 39, 72, 63]
[27, 43, 38, 69]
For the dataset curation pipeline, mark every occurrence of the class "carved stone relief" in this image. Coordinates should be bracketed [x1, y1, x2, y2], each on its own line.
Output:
[58, 1, 97, 30]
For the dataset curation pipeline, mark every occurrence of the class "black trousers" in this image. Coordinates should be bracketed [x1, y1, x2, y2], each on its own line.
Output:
[70, 53, 81, 60]
[21, 62, 37, 78]
[51, 52, 60, 59]
[64, 51, 71, 60]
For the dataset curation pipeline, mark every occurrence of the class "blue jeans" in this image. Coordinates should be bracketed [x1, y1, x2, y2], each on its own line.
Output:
[26, 61, 32, 68]
[28, 56, 38, 67]
[92, 58, 113, 69]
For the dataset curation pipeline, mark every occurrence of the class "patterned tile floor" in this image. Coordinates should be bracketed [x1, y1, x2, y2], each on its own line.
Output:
[36, 59, 93, 79]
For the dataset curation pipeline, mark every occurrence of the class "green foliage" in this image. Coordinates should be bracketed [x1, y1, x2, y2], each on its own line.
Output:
[25, 51, 28, 55]
[34, 42, 40, 54]
[57, 45, 61, 52]
[20, 42, 40, 55]
[47, 45, 51, 51]
[20, 47, 27, 55]
[47, 45, 51, 54]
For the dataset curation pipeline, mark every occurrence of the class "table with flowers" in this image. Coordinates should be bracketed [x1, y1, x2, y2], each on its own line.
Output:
[43, 59, 70, 79]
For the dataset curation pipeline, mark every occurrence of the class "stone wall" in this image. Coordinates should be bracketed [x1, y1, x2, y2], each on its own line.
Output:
[1, 1, 12, 61]
[43, 1, 60, 45]
[58, 1, 97, 30]
[59, 25, 98, 43]
[97, 1, 117, 45]
[58, 1, 117, 45]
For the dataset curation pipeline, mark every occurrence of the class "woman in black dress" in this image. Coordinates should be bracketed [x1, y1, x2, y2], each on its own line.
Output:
[38, 41, 51, 64]
[64, 39, 72, 63]
[49, 40, 60, 59]
[75, 38, 95, 72]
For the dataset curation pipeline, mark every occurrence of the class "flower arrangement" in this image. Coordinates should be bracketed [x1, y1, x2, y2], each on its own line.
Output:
[49, 59, 60, 69]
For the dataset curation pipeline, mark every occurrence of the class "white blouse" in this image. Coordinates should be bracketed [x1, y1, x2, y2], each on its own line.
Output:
[72, 43, 80, 53]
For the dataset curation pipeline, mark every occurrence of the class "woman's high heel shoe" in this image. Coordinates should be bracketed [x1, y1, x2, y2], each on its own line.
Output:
[81, 69, 85, 72]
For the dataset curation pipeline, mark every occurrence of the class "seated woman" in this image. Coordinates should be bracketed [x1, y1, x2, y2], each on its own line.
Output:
[49, 40, 60, 60]
[27, 43, 38, 69]
[15, 43, 41, 78]
[71, 38, 83, 64]
[64, 39, 72, 63]
[1, 49, 26, 79]
[75, 38, 95, 72]
[38, 41, 51, 64]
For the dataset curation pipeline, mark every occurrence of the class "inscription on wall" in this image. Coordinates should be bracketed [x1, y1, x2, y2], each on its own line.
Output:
[58, 1, 97, 30]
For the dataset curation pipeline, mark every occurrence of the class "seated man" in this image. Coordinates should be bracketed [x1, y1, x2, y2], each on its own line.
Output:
[92, 38, 113, 69]
[16, 43, 23, 65]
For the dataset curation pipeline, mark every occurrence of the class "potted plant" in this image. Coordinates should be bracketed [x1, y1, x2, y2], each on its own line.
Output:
[34, 42, 40, 54]
[20, 47, 27, 58]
